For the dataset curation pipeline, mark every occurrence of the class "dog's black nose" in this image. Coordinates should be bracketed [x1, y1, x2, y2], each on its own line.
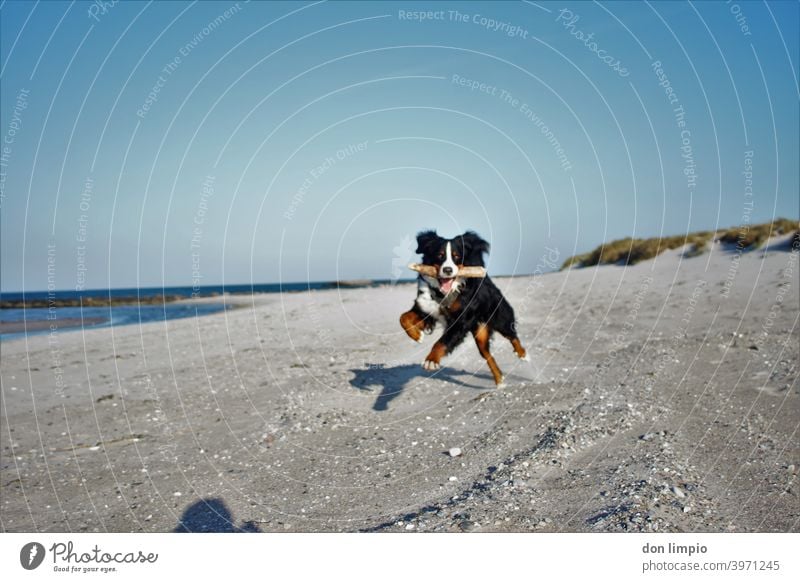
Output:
[442, 266, 453, 276]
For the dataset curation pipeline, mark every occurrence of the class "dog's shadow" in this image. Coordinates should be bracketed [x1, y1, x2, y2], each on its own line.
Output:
[349, 363, 494, 411]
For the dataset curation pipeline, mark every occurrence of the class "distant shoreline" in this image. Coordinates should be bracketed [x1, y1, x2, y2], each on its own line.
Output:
[5, 221, 797, 305]
[0, 279, 418, 309]
[1, 294, 191, 309]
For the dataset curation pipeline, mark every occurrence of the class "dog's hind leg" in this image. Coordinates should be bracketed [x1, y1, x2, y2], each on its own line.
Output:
[497, 331, 528, 361]
[493, 303, 529, 361]
[508, 336, 529, 361]
[472, 324, 505, 386]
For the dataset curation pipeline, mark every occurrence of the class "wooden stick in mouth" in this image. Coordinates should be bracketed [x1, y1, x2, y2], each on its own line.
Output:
[408, 263, 487, 278]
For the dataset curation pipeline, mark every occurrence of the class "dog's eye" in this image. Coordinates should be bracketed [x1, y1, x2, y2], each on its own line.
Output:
[452, 253, 460, 261]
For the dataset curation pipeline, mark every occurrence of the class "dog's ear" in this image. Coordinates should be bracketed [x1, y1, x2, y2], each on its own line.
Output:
[415, 230, 439, 254]
[460, 231, 490, 265]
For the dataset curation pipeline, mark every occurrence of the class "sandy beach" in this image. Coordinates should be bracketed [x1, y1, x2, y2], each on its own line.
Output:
[1, 236, 797, 533]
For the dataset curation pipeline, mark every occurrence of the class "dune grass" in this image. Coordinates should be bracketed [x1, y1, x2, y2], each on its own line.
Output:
[561, 218, 799, 270]
[716, 217, 798, 248]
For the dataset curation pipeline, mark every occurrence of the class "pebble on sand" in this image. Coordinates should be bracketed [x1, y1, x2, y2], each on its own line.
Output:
[448, 447, 462, 457]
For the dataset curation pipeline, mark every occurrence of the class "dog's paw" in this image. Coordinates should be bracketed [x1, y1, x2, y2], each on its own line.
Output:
[519, 353, 530, 362]
[422, 359, 440, 371]
[422, 343, 446, 372]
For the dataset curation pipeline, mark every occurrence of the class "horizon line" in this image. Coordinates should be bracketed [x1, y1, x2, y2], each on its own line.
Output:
[0, 269, 560, 297]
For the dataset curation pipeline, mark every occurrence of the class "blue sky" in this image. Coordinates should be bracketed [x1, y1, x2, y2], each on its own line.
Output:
[1, 0, 797, 291]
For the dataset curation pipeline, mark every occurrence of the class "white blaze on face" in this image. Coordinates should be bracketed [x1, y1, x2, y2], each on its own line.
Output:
[438, 241, 459, 294]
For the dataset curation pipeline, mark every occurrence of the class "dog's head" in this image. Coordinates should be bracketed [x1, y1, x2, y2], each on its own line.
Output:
[415, 230, 490, 294]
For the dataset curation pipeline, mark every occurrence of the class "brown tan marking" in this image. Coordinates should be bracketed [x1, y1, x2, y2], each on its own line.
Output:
[399, 310, 427, 342]
[510, 337, 527, 360]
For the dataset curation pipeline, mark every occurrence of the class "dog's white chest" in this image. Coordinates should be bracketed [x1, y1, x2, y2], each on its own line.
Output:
[416, 280, 445, 321]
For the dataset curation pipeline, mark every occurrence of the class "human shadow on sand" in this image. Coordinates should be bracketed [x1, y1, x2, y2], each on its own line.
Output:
[349, 363, 494, 411]
[173, 497, 261, 532]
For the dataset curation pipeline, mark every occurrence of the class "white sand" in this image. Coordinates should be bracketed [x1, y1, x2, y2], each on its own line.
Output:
[1, 235, 797, 532]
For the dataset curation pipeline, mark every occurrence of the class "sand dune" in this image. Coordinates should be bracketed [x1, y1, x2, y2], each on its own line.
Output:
[1, 235, 797, 532]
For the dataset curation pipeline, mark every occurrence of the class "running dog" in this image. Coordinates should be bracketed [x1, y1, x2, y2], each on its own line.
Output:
[399, 230, 527, 386]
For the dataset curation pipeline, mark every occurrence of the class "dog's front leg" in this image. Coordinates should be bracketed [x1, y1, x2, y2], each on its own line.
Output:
[422, 325, 468, 371]
[400, 308, 426, 343]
